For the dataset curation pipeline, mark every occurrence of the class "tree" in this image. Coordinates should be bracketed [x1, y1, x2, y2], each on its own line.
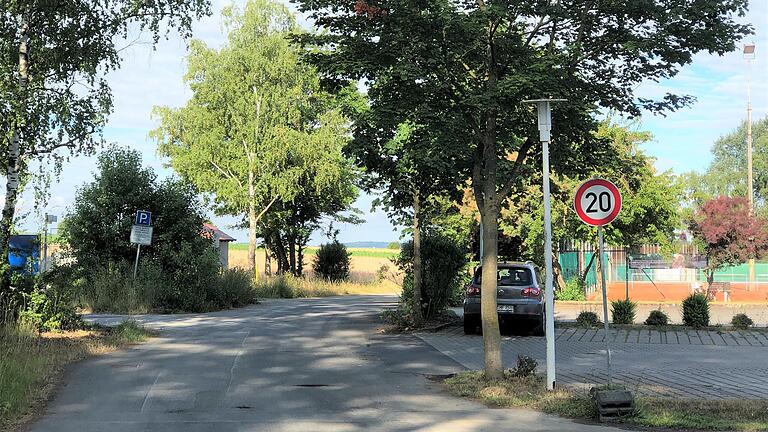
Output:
[296, 0, 751, 378]
[689, 196, 768, 291]
[59, 146, 214, 276]
[0, 0, 211, 299]
[502, 120, 681, 290]
[152, 0, 356, 276]
[682, 117, 768, 218]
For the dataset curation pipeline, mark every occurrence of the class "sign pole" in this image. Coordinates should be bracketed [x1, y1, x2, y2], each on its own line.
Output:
[598, 225, 612, 385]
[133, 244, 141, 280]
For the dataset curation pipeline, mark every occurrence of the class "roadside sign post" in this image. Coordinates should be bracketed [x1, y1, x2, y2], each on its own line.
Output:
[574, 178, 623, 386]
[130, 210, 153, 279]
[523, 98, 566, 391]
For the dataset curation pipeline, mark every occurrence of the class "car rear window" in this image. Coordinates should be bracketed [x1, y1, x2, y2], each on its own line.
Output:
[474, 267, 533, 286]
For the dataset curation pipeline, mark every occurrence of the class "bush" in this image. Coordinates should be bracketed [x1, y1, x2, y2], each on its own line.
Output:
[18, 286, 81, 333]
[731, 313, 754, 330]
[313, 241, 351, 281]
[644, 310, 669, 326]
[509, 355, 538, 378]
[576, 311, 600, 328]
[216, 268, 255, 308]
[682, 293, 710, 328]
[611, 299, 637, 325]
[395, 234, 468, 320]
[556, 279, 586, 301]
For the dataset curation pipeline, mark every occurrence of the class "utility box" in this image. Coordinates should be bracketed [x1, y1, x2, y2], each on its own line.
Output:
[593, 389, 635, 421]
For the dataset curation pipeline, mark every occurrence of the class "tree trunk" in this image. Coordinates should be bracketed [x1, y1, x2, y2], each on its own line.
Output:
[552, 251, 566, 290]
[412, 190, 423, 325]
[479, 206, 503, 379]
[0, 21, 30, 296]
[288, 235, 296, 276]
[580, 251, 597, 287]
[297, 243, 304, 277]
[247, 174, 258, 278]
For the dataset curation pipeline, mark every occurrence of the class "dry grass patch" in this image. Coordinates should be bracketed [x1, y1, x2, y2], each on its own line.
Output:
[444, 371, 768, 431]
[0, 321, 154, 430]
[253, 275, 400, 299]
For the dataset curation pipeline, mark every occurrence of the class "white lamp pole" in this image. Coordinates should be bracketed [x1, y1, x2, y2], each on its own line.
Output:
[523, 98, 566, 390]
[744, 43, 756, 290]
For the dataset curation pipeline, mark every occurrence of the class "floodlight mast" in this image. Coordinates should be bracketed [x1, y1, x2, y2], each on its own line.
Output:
[523, 98, 566, 391]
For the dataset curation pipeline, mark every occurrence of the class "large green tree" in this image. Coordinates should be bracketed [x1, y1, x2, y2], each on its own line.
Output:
[682, 117, 768, 218]
[296, 0, 751, 378]
[0, 0, 210, 298]
[152, 0, 357, 275]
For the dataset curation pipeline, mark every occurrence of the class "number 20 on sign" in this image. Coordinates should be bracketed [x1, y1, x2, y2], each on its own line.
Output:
[573, 178, 622, 227]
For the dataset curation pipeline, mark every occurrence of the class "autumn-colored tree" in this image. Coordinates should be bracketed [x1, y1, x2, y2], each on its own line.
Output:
[690, 196, 768, 290]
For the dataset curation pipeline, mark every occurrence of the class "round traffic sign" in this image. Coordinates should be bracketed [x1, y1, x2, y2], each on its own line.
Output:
[573, 178, 622, 226]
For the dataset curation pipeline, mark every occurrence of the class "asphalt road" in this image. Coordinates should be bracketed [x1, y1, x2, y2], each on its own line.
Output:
[30, 296, 623, 432]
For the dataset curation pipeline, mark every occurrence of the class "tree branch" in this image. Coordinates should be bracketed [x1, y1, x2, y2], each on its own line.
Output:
[498, 137, 534, 199]
[210, 158, 244, 188]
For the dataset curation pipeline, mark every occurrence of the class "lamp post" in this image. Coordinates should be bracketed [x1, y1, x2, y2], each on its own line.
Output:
[523, 98, 566, 391]
[42, 213, 57, 272]
[744, 43, 756, 290]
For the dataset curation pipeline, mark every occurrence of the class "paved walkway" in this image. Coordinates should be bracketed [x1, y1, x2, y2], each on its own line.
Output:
[30, 296, 626, 432]
[418, 325, 768, 399]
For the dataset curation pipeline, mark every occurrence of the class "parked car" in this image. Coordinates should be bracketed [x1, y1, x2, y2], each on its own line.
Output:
[463, 262, 545, 336]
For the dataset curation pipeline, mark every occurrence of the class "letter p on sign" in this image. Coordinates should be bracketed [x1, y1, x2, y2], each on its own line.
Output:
[135, 210, 152, 226]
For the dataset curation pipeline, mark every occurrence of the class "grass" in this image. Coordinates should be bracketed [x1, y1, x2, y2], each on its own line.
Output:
[0, 320, 154, 429]
[443, 371, 768, 431]
[253, 275, 400, 299]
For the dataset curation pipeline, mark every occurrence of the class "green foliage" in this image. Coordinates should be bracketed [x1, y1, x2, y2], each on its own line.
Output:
[731, 313, 754, 330]
[611, 299, 637, 325]
[395, 234, 468, 320]
[576, 311, 600, 328]
[151, 0, 358, 275]
[556, 279, 586, 301]
[682, 294, 710, 329]
[18, 286, 81, 333]
[644, 310, 670, 326]
[509, 355, 538, 378]
[387, 242, 401, 250]
[312, 241, 351, 281]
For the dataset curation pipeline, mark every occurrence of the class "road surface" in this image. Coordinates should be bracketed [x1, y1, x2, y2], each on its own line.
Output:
[30, 296, 623, 432]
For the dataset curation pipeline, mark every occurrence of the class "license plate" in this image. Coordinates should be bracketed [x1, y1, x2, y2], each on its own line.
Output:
[497, 305, 515, 312]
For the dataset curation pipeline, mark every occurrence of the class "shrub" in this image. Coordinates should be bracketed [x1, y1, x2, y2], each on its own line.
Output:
[18, 286, 81, 333]
[576, 311, 600, 328]
[556, 279, 586, 301]
[509, 355, 538, 378]
[644, 310, 669, 326]
[611, 299, 637, 325]
[682, 293, 710, 328]
[313, 241, 351, 281]
[216, 268, 255, 308]
[731, 313, 754, 330]
[395, 234, 468, 320]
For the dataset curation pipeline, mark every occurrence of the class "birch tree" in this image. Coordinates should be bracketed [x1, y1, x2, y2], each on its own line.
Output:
[152, 0, 356, 273]
[0, 0, 211, 297]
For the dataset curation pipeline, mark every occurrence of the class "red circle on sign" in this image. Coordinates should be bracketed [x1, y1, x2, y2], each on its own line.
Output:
[573, 178, 622, 226]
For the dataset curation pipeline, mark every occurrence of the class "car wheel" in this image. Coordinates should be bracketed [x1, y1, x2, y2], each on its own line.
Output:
[463, 315, 478, 335]
[533, 313, 545, 336]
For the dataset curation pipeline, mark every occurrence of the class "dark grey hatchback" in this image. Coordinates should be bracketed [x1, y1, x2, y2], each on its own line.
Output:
[463, 262, 545, 335]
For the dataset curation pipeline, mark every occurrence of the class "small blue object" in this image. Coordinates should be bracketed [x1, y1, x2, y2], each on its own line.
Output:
[9, 235, 40, 274]
[135, 210, 152, 226]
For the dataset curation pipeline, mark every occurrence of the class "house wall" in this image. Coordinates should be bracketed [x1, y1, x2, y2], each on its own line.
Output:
[218, 242, 229, 268]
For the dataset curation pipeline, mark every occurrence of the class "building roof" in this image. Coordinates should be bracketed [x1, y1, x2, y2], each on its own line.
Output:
[202, 223, 236, 242]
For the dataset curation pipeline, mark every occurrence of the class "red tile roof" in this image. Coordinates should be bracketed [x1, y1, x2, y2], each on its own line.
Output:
[202, 223, 236, 242]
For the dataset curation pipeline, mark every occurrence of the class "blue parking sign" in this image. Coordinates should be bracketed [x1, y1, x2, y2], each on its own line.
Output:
[135, 210, 152, 226]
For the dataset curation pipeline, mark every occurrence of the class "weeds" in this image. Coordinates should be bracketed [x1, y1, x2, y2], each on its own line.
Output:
[253, 275, 399, 299]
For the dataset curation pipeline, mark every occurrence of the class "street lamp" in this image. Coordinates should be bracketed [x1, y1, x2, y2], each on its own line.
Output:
[523, 98, 566, 391]
[744, 43, 756, 289]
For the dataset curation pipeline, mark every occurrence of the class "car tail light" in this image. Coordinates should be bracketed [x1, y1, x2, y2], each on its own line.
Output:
[466, 284, 481, 296]
[522, 287, 541, 297]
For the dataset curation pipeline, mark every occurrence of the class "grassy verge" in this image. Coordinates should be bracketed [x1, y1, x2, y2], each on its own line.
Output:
[444, 371, 768, 431]
[229, 243, 399, 259]
[253, 275, 400, 299]
[0, 320, 154, 429]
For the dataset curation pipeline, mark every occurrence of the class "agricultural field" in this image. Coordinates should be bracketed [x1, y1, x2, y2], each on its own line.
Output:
[228, 245, 400, 284]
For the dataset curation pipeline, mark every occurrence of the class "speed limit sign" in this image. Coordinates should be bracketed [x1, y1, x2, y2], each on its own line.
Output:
[574, 178, 622, 226]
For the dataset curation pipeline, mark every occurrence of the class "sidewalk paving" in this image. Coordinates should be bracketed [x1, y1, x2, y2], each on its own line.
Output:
[417, 325, 768, 399]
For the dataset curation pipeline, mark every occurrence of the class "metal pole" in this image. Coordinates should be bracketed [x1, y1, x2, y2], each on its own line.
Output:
[542, 123, 556, 391]
[133, 244, 141, 279]
[746, 51, 756, 290]
[598, 226, 612, 385]
[625, 250, 629, 301]
[43, 214, 48, 273]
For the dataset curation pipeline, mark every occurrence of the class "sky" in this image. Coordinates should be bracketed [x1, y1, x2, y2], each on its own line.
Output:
[10, 1, 768, 245]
